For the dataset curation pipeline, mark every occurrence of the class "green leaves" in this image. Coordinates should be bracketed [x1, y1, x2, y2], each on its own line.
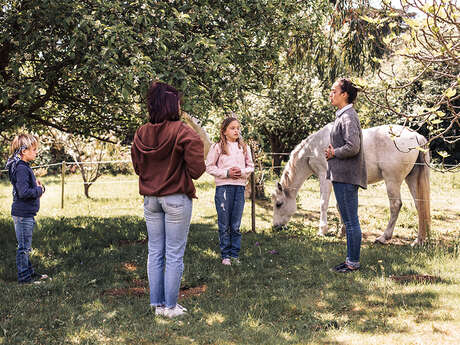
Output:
[445, 88, 457, 99]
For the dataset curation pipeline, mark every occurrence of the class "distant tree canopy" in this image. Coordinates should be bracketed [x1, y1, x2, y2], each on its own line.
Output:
[0, 0, 332, 141]
[1, 0, 400, 143]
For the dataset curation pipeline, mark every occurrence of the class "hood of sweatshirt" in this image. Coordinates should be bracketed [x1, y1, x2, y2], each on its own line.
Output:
[132, 121, 183, 160]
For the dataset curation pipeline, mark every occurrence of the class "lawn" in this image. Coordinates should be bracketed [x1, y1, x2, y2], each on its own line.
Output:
[0, 170, 459, 345]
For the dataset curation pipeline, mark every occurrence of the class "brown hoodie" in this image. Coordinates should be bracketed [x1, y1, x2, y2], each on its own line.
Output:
[131, 120, 205, 199]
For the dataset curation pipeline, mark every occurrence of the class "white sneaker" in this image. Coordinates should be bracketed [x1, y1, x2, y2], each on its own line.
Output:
[222, 258, 231, 266]
[154, 305, 165, 316]
[163, 304, 187, 318]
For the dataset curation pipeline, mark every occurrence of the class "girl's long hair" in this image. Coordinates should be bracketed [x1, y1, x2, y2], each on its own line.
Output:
[218, 117, 247, 155]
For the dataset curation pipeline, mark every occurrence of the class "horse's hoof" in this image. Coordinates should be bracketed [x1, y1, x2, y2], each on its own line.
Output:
[375, 236, 388, 245]
[411, 238, 424, 247]
[318, 226, 328, 236]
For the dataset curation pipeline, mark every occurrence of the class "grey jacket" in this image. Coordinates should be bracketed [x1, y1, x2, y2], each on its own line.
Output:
[326, 106, 367, 189]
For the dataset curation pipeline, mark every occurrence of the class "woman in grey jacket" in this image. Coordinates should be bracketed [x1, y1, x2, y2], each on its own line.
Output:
[325, 78, 367, 273]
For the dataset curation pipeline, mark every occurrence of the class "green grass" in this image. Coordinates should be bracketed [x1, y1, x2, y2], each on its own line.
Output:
[0, 172, 459, 344]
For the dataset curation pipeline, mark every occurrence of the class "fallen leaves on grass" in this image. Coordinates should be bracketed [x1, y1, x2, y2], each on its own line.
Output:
[122, 262, 138, 271]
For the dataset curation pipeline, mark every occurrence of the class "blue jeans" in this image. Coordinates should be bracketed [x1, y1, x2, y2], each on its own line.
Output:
[144, 194, 192, 308]
[12, 216, 36, 283]
[332, 182, 362, 266]
[215, 185, 245, 259]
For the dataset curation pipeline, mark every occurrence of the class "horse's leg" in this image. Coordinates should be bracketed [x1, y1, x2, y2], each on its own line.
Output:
[318, 177, 332, 235]
[375, 180, 403, 244]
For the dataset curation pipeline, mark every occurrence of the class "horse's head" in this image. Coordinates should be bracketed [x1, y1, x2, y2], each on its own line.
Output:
[272, 181, 297, 227]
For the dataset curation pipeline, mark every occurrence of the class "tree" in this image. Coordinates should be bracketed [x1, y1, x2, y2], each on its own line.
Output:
[47, 129, 130, 198]
[356, 0, 459, 167]
[1, 0, 335, 142]
[238, 0, 404, 174]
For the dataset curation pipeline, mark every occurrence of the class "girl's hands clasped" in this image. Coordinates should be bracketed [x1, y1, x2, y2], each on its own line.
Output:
[228, 167, 241, 179]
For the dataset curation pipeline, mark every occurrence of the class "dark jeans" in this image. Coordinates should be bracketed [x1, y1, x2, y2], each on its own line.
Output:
[332, 182, 362, 265]
[215, 185, 245, 259]
[12, 216, 36, 282]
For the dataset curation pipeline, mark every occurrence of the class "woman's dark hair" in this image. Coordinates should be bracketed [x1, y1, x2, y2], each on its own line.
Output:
[338, 78, 358, 104]
[146, 81, 181, 123]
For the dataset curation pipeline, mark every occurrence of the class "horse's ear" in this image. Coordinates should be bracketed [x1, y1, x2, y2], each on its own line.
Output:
[277, 182, 283, 192]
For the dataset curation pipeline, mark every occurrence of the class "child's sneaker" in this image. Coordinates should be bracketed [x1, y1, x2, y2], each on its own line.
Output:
[163, 304, 187, 318]
[231, 257, 240, 265]
[222, 258, 231, 266]
[32, 273, 49, 281]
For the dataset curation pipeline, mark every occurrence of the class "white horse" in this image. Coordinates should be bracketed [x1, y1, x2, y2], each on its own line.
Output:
[181, 111, 211, 157]
[272, 123, 431, 245]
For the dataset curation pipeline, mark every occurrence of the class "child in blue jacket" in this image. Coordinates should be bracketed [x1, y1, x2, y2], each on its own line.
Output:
[5, 134, 48, 284]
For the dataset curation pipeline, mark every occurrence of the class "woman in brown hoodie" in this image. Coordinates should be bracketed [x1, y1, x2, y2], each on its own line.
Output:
[131, 82, 205, 318]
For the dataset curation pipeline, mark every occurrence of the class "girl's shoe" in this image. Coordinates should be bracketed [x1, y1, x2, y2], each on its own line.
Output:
[32, 273, 49, 281]
[222, 258, 231, 266]
[231, 257, 240, 265]
[163, 304, 187, 318]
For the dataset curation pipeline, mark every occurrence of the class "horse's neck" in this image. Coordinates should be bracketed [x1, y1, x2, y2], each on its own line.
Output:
[280, 125, 331, 193]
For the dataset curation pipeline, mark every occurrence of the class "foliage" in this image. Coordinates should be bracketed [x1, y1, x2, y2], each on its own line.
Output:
[0, 0, 342, 142]
[356, 0, 460, 167]
[234, 0, 405, 174]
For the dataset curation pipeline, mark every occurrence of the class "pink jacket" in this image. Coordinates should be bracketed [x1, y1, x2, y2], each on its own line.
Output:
[206, 142, 254, 186]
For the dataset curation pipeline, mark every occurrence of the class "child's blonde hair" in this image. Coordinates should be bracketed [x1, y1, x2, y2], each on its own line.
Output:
[219, 117, 247, 155]
[10, 134, 39, 155]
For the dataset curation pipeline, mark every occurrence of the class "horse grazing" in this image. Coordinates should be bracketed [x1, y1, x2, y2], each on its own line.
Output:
[272, 124, 431, 245]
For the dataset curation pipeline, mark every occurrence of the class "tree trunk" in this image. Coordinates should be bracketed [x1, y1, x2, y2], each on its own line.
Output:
[84, 183, 91, 198]
[269, 134, 284, 176]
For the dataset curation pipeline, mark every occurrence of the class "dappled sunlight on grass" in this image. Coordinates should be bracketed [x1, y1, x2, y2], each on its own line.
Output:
[0, 172, 459, 344]
[205, 312, 226, 325]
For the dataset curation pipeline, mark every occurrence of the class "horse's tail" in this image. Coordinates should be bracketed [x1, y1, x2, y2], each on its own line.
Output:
[414, 147, 431, 243]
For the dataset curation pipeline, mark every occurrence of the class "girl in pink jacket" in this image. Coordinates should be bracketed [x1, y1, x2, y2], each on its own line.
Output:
[206, 117, 254, 266]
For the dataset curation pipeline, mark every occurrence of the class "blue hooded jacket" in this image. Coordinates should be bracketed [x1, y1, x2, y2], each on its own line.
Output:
[6, 160, 43, 217]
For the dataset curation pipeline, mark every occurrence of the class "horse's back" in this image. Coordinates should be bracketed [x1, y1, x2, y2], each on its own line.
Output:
[363, 125, 423, 184]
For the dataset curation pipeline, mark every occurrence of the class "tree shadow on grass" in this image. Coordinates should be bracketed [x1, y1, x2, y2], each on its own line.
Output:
[0, 216, 456, 344]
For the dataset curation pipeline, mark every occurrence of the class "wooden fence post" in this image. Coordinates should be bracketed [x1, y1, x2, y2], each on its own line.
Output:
[61, 161, 65, 209]
[250, 143, 256, 232]
[251, 171, 256, 233]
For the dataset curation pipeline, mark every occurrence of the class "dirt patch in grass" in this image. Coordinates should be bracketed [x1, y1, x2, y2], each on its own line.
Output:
[118, 239, 147, 246]
[179, 285, 207, 300]
[389, 274, 442, 284]
[102, 280, 207, 299]
[102, 287, 147, 297]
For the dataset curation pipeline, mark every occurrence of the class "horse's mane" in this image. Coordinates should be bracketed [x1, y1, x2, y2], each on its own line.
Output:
[280, 134, 314, 189]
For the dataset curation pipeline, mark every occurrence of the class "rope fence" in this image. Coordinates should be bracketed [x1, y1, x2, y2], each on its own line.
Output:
[0, 154, 459, 173]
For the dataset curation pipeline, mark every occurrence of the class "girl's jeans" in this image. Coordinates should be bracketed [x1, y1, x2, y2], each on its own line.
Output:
[144, 194, 192, 309]
[214, 185, 245, 259]
[332, 182, 362, 266]
[12, 216, 36, 282]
